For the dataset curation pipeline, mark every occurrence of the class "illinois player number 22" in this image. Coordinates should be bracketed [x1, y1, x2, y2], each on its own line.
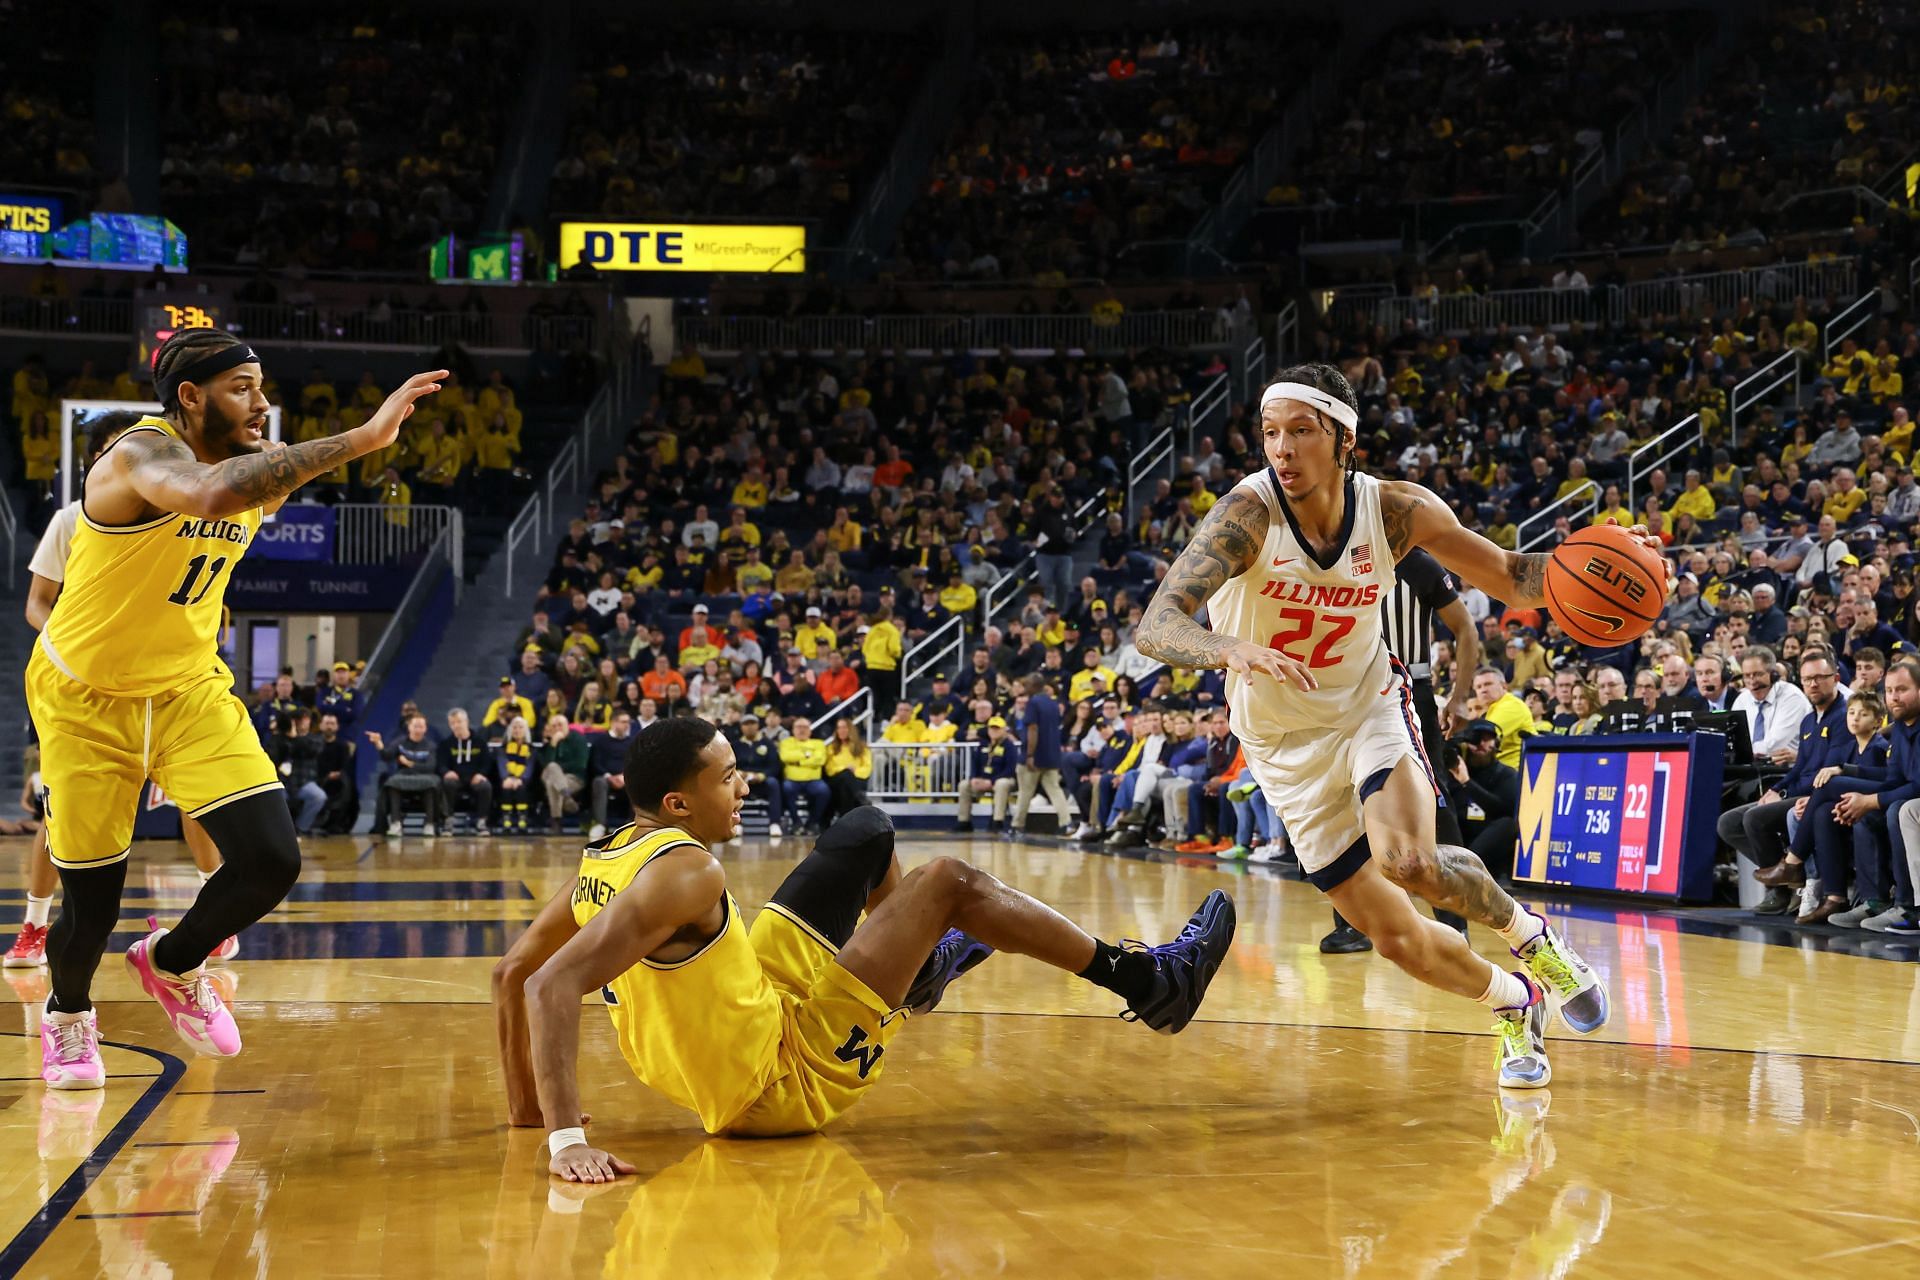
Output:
[1267, 608, 1352, 669]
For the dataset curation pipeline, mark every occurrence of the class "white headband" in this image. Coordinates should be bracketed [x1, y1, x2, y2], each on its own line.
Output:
[1262, 381, 1358, 430]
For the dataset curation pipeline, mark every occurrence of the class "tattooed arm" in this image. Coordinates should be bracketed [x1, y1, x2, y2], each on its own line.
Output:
[1380, 481, 1549, 609]
[1136, 488, 1319, 689]
[93, 370, 446, 522]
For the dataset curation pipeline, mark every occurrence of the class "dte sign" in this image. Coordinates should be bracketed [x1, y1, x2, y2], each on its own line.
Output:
[558, 222, 805, 274]
[578, 228, 683, 267]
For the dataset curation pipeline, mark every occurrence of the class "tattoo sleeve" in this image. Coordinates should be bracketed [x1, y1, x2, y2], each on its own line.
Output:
[1504, 552, 1548, 603]
[1134, 488, 1269, 669]
[1380, 485, 1421, 561]
[123, 430, 365, 518]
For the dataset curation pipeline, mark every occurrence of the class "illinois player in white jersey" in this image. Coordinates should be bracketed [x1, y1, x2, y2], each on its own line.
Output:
[1137, 363, 1645, 1088]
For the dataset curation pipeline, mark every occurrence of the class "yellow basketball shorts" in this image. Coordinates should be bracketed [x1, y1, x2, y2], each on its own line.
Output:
[721, 903, 904, 1138]
[25, 645, 282, 868]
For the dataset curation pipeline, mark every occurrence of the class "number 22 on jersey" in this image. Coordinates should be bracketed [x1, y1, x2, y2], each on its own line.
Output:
[1267, 608, 1353, 669]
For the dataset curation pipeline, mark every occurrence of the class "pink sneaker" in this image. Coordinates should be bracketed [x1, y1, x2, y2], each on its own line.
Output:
[125, 925, 242, 1058]
[5, 923, 48, 968]
[40, 1006, 105, 1090]
[209, 935, 240, 963]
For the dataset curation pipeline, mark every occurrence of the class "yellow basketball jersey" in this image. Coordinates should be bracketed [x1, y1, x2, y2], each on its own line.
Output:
[575, 824, 783, 1133]
[42, 418, 262, 698]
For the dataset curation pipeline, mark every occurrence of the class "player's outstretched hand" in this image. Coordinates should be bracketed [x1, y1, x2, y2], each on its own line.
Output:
[1224, 640, 1317, 691]
[550, 1141, 635, 1184]
[361, 370, 450, 449]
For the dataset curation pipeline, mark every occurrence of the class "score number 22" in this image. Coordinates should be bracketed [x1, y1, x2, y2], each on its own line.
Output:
[1267, 608, 1353, 669]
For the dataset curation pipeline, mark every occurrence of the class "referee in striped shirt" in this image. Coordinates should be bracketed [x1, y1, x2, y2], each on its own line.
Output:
[1321, 548, 1483, 953]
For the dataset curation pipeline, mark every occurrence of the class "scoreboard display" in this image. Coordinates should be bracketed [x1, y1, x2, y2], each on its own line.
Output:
[135, 299, 227, 376]
[1515, 734, 1725, 902]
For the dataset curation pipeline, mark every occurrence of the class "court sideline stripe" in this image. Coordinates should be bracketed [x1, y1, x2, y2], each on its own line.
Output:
[0, 1033, 186, 1280]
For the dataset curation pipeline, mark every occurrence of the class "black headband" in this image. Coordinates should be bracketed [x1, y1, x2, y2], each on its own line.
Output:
[158, 343, 259, 405]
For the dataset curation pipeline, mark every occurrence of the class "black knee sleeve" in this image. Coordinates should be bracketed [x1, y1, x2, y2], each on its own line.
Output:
[46, 858, 130, 1014]
[766, 805, 897, 948]
[157, 792, 301, 973]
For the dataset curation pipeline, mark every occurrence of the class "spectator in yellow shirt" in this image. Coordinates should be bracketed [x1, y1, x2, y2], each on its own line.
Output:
[1037, 606, 1067, 648]
[879, 700, 925, 744]
[920, 705, 958, 745]
[826, 507, 863, 553]
[1553, 458, 1597, 503]
[735, 547, 775, 593]
[1472, 668, 1535, 769]
[774, 549, 815, 594]
[795, 607, 838, 660]
[862, 609, 904, 707]
[731, 467, 769, 509]
[1187, 474, 1217, 517]
[1870, 357, 1904, 404]
[777, 717, 831, 831]
[1069, 648, 1120, 703]
[939, 572, 977, 615]
[1668, 470, 1719, 526]
[1824, 468, 1868, 524]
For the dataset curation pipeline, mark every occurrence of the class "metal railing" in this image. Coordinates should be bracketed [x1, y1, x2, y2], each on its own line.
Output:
[1183, 371, 1232, 456]
[900, 614, 966, 698]
[1823, 290, 1880, 362]
[1274, 299, 1299, 363]
[1212, 64, 1335, 253]
[333, 501, 462, 571]
[1728, 349, 1801, 449]
[811, 686, 874, 738]
[1242, 335, 1267, 406]
[864, 740, 978, 803]
[501, 492, 543, 592]
[1627, 413, 1702, 515]
[0, 293, 594, 353]
[1516, 483, 1599, 554]
[357, 524, 456, 706]
[676, 310, 1236, 356]
[546, 438, 580, 533]
[1127, 427, 1177, 528]
[0, 484, 15, 589]
[1329, 258, 1862, 336]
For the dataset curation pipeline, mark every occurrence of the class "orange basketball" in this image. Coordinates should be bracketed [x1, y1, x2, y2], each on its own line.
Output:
[1544, 524, 1669, 648]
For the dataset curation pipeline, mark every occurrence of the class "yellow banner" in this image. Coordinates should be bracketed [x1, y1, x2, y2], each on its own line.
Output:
[558, 223, 805, 273]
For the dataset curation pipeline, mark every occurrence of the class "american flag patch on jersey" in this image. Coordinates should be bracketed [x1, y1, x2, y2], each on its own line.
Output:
[1351, 543, 1374, 575]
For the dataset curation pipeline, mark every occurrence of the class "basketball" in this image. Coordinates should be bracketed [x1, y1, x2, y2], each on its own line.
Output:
[1544, 524, 1670, 648]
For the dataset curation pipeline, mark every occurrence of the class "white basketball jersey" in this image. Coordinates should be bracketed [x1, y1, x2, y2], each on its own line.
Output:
[1208, 469, 1398, 738]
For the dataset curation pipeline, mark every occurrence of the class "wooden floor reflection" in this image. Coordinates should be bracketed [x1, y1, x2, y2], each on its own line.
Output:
[2, 834, 1919, 1278]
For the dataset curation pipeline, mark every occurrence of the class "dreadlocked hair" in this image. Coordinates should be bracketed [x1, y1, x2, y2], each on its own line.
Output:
[152, 328, 251, 413]
[1272, 362, 1361, 478]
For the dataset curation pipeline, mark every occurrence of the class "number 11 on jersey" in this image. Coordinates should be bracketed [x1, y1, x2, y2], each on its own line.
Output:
[167, 554, 229, 607]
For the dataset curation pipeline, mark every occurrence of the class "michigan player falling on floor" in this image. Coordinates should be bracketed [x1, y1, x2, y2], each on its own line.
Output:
[1136, 365, 1656, 1088]
[29, 330, 445, 1088]
[7, 411, 238, 977]
[493, 717, 1237, 1182]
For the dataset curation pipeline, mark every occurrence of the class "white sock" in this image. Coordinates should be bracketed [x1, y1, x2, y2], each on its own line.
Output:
[1476, 963, 1531, 1012]
[198, 869, 215, 885]
[24, 895, 52, 928]
[1494, 903, 1546, 950]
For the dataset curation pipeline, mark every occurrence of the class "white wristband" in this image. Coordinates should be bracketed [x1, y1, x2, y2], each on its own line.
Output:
[548, 1126, 586, 1155]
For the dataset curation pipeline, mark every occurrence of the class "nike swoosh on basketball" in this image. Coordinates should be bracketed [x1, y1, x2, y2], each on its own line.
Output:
[1271, 557, 1296, 568]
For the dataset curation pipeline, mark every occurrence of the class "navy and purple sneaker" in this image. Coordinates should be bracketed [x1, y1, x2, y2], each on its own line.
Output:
[1120, 889, 1237, 1034]
[906, 930, 995, 1015]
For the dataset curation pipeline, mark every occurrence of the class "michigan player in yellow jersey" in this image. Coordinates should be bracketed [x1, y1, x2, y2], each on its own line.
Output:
[28, 328, 445, 1091]
[493, 718, 1238, 1183]
[7, 411, 237, 976]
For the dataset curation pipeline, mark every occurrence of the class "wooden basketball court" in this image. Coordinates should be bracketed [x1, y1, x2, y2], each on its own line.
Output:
[2, 832, 1917, 1278]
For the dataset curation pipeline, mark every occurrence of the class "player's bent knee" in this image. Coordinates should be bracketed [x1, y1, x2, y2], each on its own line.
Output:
[1375, 844, 1438, 894]
[916, 854, 979, 901]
